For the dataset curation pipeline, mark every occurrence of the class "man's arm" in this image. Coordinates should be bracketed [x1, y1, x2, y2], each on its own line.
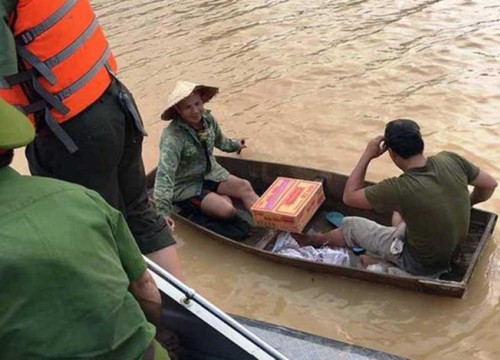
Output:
[129, 270, 163, 329]
[342, 136, 387, 209]
[470, 169, 497, 205]
[85, 190, 166, 326]
[129, 268, 181, 358]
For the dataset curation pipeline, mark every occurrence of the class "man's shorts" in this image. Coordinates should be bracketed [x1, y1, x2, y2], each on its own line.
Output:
[341, 216, 406, 267]
[174, 180, 220, 213]
[341, 216, 449, 277]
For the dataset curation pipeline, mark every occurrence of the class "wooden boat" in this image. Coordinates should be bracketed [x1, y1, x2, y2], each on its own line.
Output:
[148, 257, 405, 359]
[146, 156, 498, 298]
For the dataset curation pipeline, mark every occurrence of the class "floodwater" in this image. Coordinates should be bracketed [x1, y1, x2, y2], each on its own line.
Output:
[15, 0, 500, 359]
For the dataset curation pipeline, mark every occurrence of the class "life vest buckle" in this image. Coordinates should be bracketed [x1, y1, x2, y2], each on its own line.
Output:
[19, 31, 34, 45]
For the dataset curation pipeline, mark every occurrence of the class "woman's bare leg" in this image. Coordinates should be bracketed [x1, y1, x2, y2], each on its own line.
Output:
[217, 175, 259, 212]
[220, 194, 233, 205]
[200, 192, 237, 219]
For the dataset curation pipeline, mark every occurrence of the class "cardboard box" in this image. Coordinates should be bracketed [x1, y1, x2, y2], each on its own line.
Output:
[251, 177, 325, 233]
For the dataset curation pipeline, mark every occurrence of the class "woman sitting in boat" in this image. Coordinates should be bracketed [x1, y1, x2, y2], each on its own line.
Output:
[154, 81, 259, 229]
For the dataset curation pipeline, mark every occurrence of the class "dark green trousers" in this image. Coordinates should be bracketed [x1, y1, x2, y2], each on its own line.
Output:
[26, 79, 175, 253]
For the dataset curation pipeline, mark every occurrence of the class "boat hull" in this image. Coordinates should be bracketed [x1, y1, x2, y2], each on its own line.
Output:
[146, 156, 497, 298]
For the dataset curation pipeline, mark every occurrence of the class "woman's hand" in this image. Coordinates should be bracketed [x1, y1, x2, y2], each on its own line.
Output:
[164, 215, 176, 231]
[236, 138, 247, 154]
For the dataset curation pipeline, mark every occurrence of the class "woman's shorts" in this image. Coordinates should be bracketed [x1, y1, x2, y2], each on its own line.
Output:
[174, 180, 220, 212]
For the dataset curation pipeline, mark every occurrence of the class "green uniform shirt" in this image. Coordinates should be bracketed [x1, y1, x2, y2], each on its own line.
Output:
[154, 110, 239, 216]
[0, 167, 155, 359]
[0, 0, 17, 75]
[365, 151, 480, 269]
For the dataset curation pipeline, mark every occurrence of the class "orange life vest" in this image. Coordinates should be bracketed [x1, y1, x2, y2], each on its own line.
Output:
[0, 0, 118, 153]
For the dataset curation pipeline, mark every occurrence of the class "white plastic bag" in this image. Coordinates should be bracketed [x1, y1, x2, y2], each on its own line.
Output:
[272, 232, 350, 266]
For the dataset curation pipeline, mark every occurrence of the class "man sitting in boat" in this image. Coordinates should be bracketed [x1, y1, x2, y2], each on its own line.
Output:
[297, 119, 497, 276]
[0, 99, 175, 359]
[154, 81, 259, 230]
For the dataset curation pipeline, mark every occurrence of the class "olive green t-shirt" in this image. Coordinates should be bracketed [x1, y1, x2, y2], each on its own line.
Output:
[0, 167, 155, 359]
[0, 0, 17, 75]
[365, 151, 480, 269]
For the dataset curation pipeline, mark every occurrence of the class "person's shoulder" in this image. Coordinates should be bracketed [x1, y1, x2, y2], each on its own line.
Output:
[203, 109, 217, 123]
[432, 150, 466, 161]
[431, 151, 479, 179]
[159, 121, 186, 154]
[19, 174, 85, 193]
[164, 119, 179, 132]
[431, 151, 469, 166]
[28, 176, 104, 205]
[162, 120, 186, 139]
[3, 174, 101, 213]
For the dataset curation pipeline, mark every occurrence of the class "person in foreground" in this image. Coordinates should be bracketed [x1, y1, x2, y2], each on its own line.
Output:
[154, 81, 259, 227]
[297, 119, 497, 276]
[0, 100, 175, 359]
[0, 0, 183, 280]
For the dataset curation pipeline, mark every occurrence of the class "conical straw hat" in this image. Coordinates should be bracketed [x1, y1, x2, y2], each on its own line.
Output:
[161, 81, 219, 120]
